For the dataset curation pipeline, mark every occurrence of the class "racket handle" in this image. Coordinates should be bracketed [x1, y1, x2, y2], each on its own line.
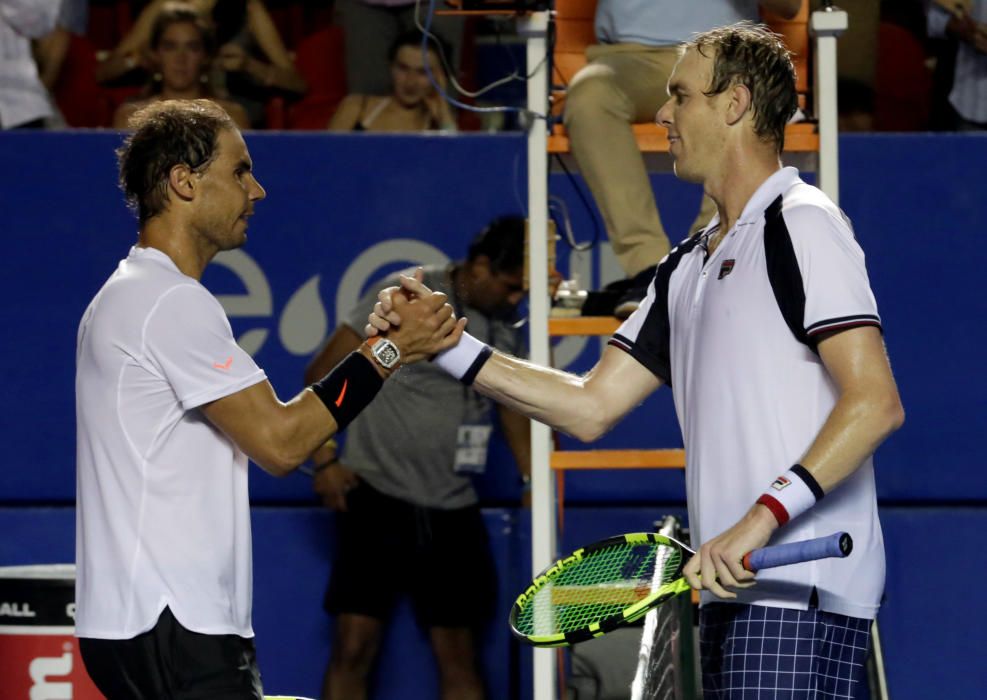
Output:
[743, 532, 852, 572]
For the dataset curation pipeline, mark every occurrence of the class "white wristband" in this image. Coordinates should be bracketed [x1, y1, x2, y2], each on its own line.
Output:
[756, 465, 824, 526]
[432, 331, 493, 385]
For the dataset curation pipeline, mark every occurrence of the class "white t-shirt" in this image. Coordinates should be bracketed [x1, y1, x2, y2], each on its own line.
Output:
[611, 168, 885, 619]
[75, 246, 266, 639]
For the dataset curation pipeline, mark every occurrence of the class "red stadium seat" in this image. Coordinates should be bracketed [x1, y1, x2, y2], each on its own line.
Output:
[286, 25, 347, 130]
[53, 35, 115, 127]
[874, 22, 932, 131]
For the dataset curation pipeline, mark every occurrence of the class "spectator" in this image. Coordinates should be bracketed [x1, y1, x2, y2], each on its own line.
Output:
[335, 0, 463, 97]
[33, 0, 88, 93]
[96, 0, 305, 127]
[305, 217, 531, 700]
[0, 0, 60, 129]
[928, 0, 987, 130]
[112, 5, 250, 129]
[328, 30, 455, 132]
[564, 0, 802, 318]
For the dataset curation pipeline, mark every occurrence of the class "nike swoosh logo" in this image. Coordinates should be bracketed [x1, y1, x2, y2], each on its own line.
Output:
[213, 356, 233, 370]
[334, 379, 348, 407]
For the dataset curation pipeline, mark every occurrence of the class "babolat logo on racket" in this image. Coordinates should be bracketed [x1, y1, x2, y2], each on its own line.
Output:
[771, 475, 792, 491]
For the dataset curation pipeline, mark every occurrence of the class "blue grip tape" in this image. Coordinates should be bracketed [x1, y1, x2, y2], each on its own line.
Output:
[747, 532, 852, 572]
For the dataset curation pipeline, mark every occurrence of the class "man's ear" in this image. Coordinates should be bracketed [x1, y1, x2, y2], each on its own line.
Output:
[725, 83, 752, 126]
[168, 163, 196, 203]
[469, 254, 492, 279]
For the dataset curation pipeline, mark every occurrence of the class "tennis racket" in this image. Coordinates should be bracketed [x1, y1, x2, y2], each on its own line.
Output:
[510, 531, 852, 647]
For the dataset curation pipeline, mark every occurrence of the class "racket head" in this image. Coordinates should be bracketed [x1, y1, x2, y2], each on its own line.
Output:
[509, 532, 693, 647]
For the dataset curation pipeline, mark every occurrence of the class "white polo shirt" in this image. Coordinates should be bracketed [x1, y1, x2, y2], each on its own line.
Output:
[611, 167, 885, 619]
[75, 246, 266, 639]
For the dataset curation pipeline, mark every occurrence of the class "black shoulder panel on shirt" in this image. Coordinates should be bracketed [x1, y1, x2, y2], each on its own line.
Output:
[763, 194, 816, 354]
[609, 235, 702, 387]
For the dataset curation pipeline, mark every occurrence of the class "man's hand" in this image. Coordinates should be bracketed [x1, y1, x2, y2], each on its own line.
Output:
[366, 271, 467, 362]
[312, 462, 359, 512]
[682, 504, 777, 599]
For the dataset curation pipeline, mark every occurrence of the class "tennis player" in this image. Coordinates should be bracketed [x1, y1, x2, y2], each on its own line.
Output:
[74, 99, 463, 698]
[370, 23, 904, 698]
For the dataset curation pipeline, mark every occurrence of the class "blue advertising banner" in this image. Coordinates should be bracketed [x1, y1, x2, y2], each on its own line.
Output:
[1, 131, 985, 504]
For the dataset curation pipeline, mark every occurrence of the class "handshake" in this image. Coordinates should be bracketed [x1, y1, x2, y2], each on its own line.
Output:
[364, 268, 467, 368]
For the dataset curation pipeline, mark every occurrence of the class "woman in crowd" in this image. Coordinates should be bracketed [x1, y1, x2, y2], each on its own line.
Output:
[112, 5, 249, 129]
[99, 0, 305, 127]
[328, 30, 455, 133]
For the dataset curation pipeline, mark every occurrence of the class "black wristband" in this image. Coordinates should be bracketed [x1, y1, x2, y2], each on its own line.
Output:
[790, 463, 825, 501]
[310, 351, 383, 431]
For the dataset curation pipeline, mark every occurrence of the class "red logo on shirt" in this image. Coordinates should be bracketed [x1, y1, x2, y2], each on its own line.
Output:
[718, 259, 735, 280]
[213, 356, 233, 371]
[771, 475, 792, 491]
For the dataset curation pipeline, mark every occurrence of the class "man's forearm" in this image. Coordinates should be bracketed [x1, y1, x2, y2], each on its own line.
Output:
[472, 346, 661, 444]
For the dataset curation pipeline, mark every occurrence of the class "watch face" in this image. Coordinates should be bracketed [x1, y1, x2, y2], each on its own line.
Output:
[373, 340, 400, 368]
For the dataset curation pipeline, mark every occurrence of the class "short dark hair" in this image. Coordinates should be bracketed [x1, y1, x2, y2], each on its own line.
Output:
[387, 29, 450, 68]
[149, 3, 216, 56]
[467, 216, 525, 273]
[686, 22, 798, 152]
[116, 99, 235, 224]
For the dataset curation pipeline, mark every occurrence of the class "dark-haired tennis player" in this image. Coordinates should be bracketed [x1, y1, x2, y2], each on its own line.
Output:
[74, 99, 462, 699]
[370, 24, 904, 699]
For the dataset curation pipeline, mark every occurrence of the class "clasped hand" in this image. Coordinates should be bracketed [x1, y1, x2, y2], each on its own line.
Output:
[369, 269, 466, 363]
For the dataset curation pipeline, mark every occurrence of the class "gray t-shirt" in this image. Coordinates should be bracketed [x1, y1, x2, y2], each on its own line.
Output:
[341, 265, 524, 508]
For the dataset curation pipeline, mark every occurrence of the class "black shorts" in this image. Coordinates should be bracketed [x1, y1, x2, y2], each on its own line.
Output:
[79, 607, 263, 700]
[325, 481, 497, 628]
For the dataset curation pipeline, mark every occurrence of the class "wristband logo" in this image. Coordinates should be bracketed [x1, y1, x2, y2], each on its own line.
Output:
[771, 475, 792, 491]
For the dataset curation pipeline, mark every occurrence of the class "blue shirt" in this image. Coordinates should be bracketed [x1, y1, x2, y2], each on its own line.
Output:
[595, 0, 762, 47]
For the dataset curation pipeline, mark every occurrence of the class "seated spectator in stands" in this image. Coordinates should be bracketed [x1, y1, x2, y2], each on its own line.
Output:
[928, 0, 987, 130]
[328, 30, 455, 132]
[335, 0, 463, 96]
[112, 5, 249, 129]
[0, 0, 60, 129]
[97, 0, 305, 127]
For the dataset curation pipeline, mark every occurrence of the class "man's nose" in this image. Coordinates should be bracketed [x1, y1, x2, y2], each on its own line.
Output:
[249, 175, 266, 201]
[656, 98, 673, 127]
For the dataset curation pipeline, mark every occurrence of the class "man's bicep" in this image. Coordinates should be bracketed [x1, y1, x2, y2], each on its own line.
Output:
[816, 326, 897, 394]
[201, 380, 282, 448]
[585, 345, 665, 423]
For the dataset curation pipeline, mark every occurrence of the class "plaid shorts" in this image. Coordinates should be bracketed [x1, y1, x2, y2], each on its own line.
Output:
[699, 602, 871, 699]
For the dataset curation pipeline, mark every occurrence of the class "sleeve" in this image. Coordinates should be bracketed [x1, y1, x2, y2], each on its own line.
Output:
[142, 285, 267, 410]
[341, 273, 403, 338]
[606, 238, 699, 386]
[0, 0, 60, 38]
[782, 204, 881, 342]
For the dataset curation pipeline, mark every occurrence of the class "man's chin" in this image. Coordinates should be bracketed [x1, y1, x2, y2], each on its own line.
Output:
[672, 162, 703, 184]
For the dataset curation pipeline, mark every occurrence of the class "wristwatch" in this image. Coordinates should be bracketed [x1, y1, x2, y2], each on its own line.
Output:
[367, 336, 401, 370]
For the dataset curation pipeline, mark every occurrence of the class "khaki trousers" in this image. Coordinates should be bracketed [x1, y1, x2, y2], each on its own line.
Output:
[563, 44, 716, 277]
